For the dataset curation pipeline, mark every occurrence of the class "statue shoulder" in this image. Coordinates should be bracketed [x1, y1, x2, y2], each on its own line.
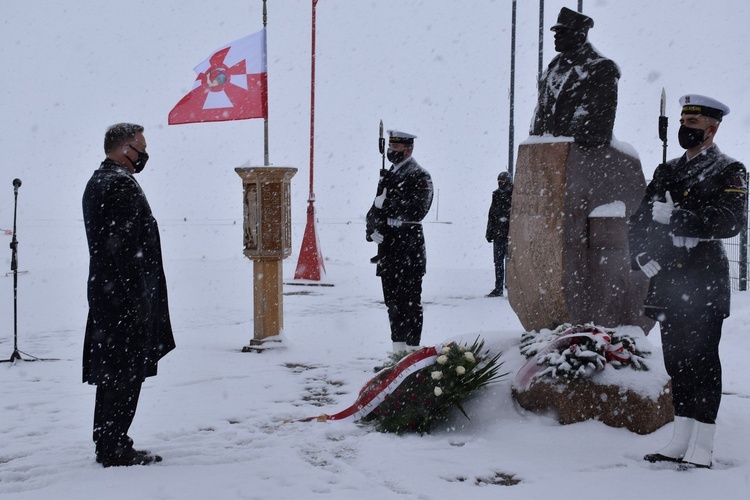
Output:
[580, 44, 620, 77]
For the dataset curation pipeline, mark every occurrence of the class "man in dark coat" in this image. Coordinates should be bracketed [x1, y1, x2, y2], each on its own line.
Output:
[366, 130, 433, 352]
[530, 7, 620, 145]
[628, 95, 747, 468]
[486, 171, 513, 297]
[82, 123, 176, 467]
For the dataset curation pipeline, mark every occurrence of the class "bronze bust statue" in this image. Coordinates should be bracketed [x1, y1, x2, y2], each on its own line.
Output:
[530, 7, 620, 145]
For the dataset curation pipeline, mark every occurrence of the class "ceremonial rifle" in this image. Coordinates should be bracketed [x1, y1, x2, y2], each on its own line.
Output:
[366, 120, 388, 263]
[659, 88, 668, 165]
[379, 119, 386, 173]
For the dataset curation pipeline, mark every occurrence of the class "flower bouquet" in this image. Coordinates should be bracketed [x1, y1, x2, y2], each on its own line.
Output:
[358, 339, 505, 434]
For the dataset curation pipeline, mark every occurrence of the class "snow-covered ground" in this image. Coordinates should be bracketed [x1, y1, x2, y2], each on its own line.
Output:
[3, 1, 750, 498]
[1, 220, 750, 499]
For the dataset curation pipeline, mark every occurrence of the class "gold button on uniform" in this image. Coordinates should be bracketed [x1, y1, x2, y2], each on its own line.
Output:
[677, 263, 683, 268]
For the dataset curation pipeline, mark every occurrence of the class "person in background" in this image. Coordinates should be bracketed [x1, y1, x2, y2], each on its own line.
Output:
[366, 130, 433, 353]
[82, 123, 176, 467]
[628, 95, 747, 468]
[486, 171, 513, 297]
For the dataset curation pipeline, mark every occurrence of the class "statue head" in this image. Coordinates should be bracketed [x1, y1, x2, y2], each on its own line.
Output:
[551, 7, 593, 53]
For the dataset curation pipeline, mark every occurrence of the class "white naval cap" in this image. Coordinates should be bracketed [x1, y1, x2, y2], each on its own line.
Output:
[387, 130, 417, 144]
[679, 94, 730, 122]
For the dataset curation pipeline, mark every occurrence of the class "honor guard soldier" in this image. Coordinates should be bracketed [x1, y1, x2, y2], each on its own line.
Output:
[628, 95, 747, 468]
[366, 130, 433, 352]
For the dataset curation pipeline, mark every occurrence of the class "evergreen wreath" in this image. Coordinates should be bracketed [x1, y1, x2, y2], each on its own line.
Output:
[519, 323, 650, 382]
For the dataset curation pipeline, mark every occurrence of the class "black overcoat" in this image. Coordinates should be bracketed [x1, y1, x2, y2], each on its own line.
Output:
[628, 146, 747, 320]
[486, 185, 513, 242]
[531, 42, 620, 144]
[366, 157, 433, 277]
[82, 160, 175, 386]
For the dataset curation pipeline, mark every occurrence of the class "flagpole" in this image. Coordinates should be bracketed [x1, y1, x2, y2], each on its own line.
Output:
[508, 0, 517, 176]
[293, 0, 327, 283]
[537, 0, 544, 86]
[263, 0, 269, 166]
[309, 0, 317, 205]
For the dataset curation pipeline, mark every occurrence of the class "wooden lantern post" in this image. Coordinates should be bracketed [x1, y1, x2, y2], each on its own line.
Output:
[235, 166, 297, 351]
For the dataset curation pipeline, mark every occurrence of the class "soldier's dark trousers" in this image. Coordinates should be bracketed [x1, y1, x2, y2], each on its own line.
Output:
[381, 270, 424, 346]
[660, 313, 724, 424]
[93, 378, 142, 460]
[493, 239, 508, 291]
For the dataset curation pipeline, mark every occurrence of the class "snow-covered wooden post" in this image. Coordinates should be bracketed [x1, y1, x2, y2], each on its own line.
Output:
[235, 166, 297, 351]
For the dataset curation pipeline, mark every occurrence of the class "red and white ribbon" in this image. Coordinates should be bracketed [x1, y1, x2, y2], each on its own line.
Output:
[298, 345, 442, 423]
[514, 326, 629, 392]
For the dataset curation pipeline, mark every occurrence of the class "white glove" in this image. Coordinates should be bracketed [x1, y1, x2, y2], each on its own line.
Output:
[371, 230, 384, 244]
[652, 191, 674, 225]
[672, 235, 700, 249]
[387, 218, 402, 227]
[636, 252, 661, 278]
[374, 188, 388, 209]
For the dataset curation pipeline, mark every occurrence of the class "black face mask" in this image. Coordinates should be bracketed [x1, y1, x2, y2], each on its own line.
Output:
[128, 144, 149, 173]
[678, 125, 708, 150]
[387, 148, 406, 164]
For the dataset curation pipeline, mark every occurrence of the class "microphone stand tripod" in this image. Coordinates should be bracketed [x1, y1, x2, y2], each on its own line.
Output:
[1, 179, 53, 363]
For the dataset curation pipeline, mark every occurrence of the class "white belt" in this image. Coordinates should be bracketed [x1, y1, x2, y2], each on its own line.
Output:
[672, 236, 717, 249]
[387, 218, 422, 227]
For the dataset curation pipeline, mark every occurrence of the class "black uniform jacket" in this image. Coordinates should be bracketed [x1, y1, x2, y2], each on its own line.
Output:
[628, 146, 747, 320]
[366, 157, 433, 277]
[82, 160, 176, 386]
[486, 185, 513, 242]
[531, 42, 620, 145]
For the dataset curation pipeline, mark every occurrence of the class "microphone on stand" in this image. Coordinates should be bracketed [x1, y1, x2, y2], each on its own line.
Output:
[13, 178, 21, 194]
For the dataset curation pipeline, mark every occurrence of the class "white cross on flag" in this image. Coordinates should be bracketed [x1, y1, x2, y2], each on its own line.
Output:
[169, 29, 268, 125]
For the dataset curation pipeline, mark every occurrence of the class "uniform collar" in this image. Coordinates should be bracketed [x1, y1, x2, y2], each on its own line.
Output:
[391, 156, 414, 172]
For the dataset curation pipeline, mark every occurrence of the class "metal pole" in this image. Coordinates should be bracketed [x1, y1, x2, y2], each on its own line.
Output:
[508, 0, 517, 175]
[263, 0, 269, 166]
[537, 0, 544, 85]
[435, 189, 440, 222]
[309, 0, 318, 202]
[578, 0, 583, 12]
[292, 0, 326, 281]
[741, 173, 749, 291]
[11, 185, 19, 359]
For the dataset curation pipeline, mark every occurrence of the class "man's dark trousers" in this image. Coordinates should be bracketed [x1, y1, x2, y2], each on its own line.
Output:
[93, 377, 142, 461]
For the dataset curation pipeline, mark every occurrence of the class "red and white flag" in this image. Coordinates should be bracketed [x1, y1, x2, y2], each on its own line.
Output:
[168, 29, 268, 125]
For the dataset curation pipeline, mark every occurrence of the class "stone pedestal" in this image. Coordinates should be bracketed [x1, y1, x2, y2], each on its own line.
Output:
[507, 141, 654, 334]
[513, 379, 674, 434]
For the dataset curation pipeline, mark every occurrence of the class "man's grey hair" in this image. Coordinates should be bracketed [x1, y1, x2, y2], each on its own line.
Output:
[104, 123, 144, 154]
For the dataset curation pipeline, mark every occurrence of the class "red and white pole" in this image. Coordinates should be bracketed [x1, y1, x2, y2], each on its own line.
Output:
[294, 0, 326, 281]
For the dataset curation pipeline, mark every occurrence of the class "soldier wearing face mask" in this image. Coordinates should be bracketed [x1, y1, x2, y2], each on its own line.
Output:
[366, 130, 433, 353]
[628, 95, 747, 468]
[530, 7, 620, 145]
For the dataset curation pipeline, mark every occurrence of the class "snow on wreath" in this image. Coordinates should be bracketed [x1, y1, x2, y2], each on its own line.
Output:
[517, 323, 650, 386]
[295, 339, 506, 434]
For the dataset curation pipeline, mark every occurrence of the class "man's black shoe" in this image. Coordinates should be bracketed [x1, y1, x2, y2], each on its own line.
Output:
[98, 449, 162, 468]
[487, 289, 503, 297]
